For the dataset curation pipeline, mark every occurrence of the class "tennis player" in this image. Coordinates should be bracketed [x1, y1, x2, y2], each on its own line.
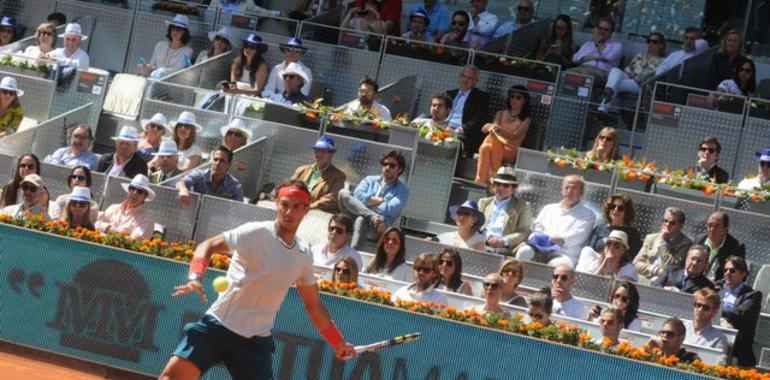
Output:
[160, 180, 356, 379]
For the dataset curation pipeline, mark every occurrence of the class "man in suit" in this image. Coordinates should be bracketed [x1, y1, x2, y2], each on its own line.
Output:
[446, 65, 490, 156]
[96, 125, 148, 179]
[477, 166, 532, 255]
[690, 137, 730, 184]
[693, 211, 745, 282]
[653, 245, 716, 293]
[718, 256, 762, 367]
[633, 207, 693, 283]
[292, 136, 347, 213]
[148, 139, 182, 184]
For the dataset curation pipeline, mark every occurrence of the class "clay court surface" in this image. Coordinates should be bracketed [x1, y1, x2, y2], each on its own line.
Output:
[0, 345, 153, 380]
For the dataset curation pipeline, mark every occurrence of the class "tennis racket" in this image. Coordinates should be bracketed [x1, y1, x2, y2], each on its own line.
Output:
[354, 332, 422, 354]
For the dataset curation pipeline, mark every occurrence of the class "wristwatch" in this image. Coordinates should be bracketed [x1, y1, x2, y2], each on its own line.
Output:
[188, 272, 202, 282]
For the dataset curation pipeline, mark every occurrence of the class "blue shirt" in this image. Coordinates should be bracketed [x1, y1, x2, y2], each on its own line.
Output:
[448, 90, 470, 130]
[721, 283, 745, 312]
[408, 2, 451, 37]
[484, 196, 511, 241]
[43, 147, 99, 170]
[353, 175, 410, 226]
[182, 168, 244, 202]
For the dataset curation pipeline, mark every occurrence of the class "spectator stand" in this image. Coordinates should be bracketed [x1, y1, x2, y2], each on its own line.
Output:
[621, 0, 706, 39]
[0, 68, 56, 129]
[41, 161, 108, 208]
[505, 18, 553, 59]
[215, 5, 299, 38]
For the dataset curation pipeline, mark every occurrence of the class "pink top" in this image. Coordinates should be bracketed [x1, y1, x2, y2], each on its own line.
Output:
[95, 202, 155, 240]
[495, 113, 529, 159]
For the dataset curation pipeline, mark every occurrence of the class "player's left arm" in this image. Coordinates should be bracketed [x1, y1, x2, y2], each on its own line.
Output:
[297, 283, 357, 361]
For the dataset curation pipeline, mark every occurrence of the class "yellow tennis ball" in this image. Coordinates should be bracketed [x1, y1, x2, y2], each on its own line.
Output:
[212, 276, 229, 293]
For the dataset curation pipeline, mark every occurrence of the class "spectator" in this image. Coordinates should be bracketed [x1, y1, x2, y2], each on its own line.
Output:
[402, 11, 432, 42]
[262, 38, 313, 98]
[550, 264, 588, 319]
[647, 317, 700, 363]
[0, 76, 24, 137]
[493, 0, 535, 40]
[535, 14, 576, 68]
[44, 124, 98, 170]
[718, 256, 762, 367]
[196, 27, 232, 63]
[468, 0, 498, 46]
[49, 165, 98, 223]
[221, 118, 251, 152]
[286, 0, 344, 20]
[138, 14, 193, 78]
[177, 146, 244, 204]
[517, 175, 596, 267]
[587, 281, 641, 331]
[528, 287, 553, 325]
[576, 230, 638, 281]
[446, 65, 490, 156]
[655, 27, 709, 77]
[737, 147, 770, 191]
[686, 288, 729, 365]
[584, 127, 619, 162]
[312, 214, 362, 268]
[0, 16, 17, 47]
[633, 207, 693, 282]
[96, 126, 148, 179]
[338, 150, 409, 246]
[708, 29, 747, 89]
[689, 137, 730, 184]
[59, 186, 96, 230]
[411, 92, 452, 130]
[654, 245, 716, 293]
[596, 307, 625, 347]
[95, 174, 156, 240]
[342, 0, 387, 36]
[47, 12, 66, 27]
[467, 273, 509, 316]
[224, 33, 269, 96]
[437, 200, 485, 251]
[364, 226, 410, 282]
[716, 59, 756, 97]
[436, 248, 472, 296]
[474, 85, 532, 185]
[498, 259, 527, 307]
[392, 252, 447, 305]
[137, 113, 171, 161]
[331, 256, 359, 287]
[343, 77, 392, 121]
[21, 23, 56, 59]
[292, 136, 347, 213]
[0, 174, 49, 219]
[171, 111, 203, 171]
[570, 18, 622, 85]
[267, 62, 312, 106]
[580, 193, 642, 265]
[1, 154, 43, 208]
[693, 211, 745, 282]
[407, 0, 451, 42]
[478, 167, 533, 254]
[50, 23, 89, 69]
[148, 139, 182, 184]
[598, 32, 666, 113]
[440, 11, 480, 49]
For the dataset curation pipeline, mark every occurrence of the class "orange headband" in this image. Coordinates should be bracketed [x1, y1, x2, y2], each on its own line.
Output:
[277, 184, 310, 204]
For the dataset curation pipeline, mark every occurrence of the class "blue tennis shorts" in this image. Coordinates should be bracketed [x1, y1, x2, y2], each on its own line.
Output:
[173, 314, 275, 380]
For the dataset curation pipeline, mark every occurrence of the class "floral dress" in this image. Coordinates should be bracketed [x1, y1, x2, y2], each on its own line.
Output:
[0, 104, 23, 136]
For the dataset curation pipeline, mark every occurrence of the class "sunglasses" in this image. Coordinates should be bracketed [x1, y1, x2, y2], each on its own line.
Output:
[128, 185, 147, 195]
[552, 274, 569, 282]
[598, 135, 613, 141]
[177, 124, 194, 129]
[414, 266, 433, 274]
[381, 162, 398, 169]
[693, 302, 713, 311]
[699, 146, 716, 153]
[760, 161, 770, 168]
[647, 39, 663, 44]
[148, 124, 166, 131]
[69, 174, 87, 182]
[452, 21, 467, 26]
[328, 226, 346, 235]
[243, 43, 258, 50]
[510, 94, 525, 101]
[613, 293, 629, 303]
[608, 203, 625, 212]
[283, 74, 300, 80]
[483, 282, 501, 290]
[226, 130, 245, 138]
[39, 30, 54, 37]
[517, 6, 532, 11]
[169, 25, 185, 31]
[493, 182, 514, 188]
[724, 267, 740, 274]
[18, 163, 36, 170]
[456, 210, 473, 217]
[599, 318, 616, 325]
[20, 184, 39, 192]
[0, 89, 17, 96]
[439, 259, 454, 267]
[71, 200, 90, 208]
[659, 330, 679, 338]
[384, 237, 400, 245]
[334, 267, 351, 274]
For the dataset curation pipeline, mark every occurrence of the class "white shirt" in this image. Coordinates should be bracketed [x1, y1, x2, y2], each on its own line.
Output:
[261, 60, 313, 97]
[470, 11, 499, 45]
[391, 283, 448, 305]
[366, 262, 410, 283]
[737, 175, 766, 191]
[311, 243, 362, 268]
[178, 144, 203, 170]
[575, 252, 639, 282]
[553, 297, 588, 319]
[50, 47, 90, 69]
[22, 46, 52, 59]
[148, 40, 193, 73]
[208, 221, 315, 338]
[531, 202, 596, 264]
[654, 40, 708, 77]
[344, 100, 392, 121]
[436, 231, 485, 250]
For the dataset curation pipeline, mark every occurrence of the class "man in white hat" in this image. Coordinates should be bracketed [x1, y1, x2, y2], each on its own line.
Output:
[177, 146, 244, 205]
[267, 63, 311, 106]
[96, 125, 149, 179]
[149, 139, 183, 184]
[44, 124, 98, 170]
[50, 23, 90, 69]
[261, 37, 313, 98]
[0, 174, 50, 219]
[95, 174, 156, 240]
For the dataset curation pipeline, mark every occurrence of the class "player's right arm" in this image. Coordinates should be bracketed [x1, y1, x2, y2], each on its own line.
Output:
[172, 234, 232, 303]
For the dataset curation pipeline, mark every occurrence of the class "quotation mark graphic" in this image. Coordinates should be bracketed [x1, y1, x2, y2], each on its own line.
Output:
[8, 268, 44, 298]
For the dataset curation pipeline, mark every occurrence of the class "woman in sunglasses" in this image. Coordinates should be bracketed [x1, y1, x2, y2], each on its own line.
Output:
[1, 153, 46, 208]
[49, 165, 98, 223]
[527, 287, 553, 326]
[138, 14, 194, 78]
[225, 33, 269, 97]
[465, 273, 509, 317]
[716, 59, 756, 97]
[585, 126, 619, 162]
[331, 256, 359, 287]
[578, 193, 641, 267]
[435, 248, 472, 296]
[588, 281, 640, 331]
[576, 230, 638, 282]
[60, 186, 96, 230]
[0, 76, 24, 137]
[364, 226, 410, 282]
[22, 22, 56, 59]
[535, 14, 576, 68]
[497, 258, 527, 307]
[437, 200, 485, 251]
[196, 27, 232, 63]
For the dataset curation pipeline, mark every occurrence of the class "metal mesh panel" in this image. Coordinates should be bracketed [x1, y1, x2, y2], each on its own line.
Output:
[533, 0, 590, 26]
[0, 0, 57, 39]
[715, 208, 770, 268]
[678, 48, 717, 90]
[40, 162, 107, 207]
[756, 315, 770, 358]
[0, 129, 35, 157]
[31, 104, 93, 160]
[101, 176, 199, 242]
[140, 99, 229, 149]
[621, 188, 713, 238]
[735, 98, 770, 180]
[215, 11, 299, 37]
[1, 70, 55, 122]
[760, 346, 770, 370]
[163, 51, 235, 90]
[56, 0, 136, 73]
[147, 81, 204, 107]
[193, 195, 275, 242]
[325, 131, 413, 186]
[506, 18, 552, 57]
[0, 153, 15, 179]
[404, 236, 503, 277]
[227, 137, 267, 200]
[404, 142, 458, 222]
[513, 169, 610, 218]
[622, 0, 706, 36]
[50, 69, 109, 129]
[519, 260, 613, 301]
[546, 72, 592, 149]
[239, 118, 319, 186]
[634, 282, 694, 319]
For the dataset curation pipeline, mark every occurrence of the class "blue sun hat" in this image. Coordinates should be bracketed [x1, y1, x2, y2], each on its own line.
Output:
[165, 14, 190, 30]
[754, 147, 770, 162]
[313, 136, 337, 152]
[449, 200, 485, 230]
[528, 233, 560, 253]
[243, 33, 268, 53]
[280, 37, 308, 52]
